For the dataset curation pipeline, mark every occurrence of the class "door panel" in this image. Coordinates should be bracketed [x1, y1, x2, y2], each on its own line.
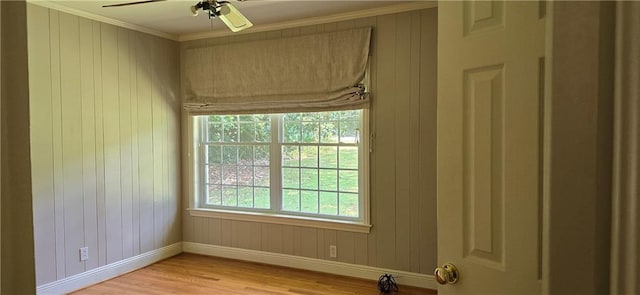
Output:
[462, 65, 505, 272]
[437, 1, 545, 294]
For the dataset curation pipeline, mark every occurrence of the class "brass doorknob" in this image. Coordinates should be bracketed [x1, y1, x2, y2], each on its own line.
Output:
[434, 263, 459, 285]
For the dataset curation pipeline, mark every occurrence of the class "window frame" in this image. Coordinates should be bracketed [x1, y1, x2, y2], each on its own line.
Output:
[186, 110, 371, 234]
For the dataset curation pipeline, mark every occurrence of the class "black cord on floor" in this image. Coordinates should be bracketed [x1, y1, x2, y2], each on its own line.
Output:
[377, 273, 398, 294]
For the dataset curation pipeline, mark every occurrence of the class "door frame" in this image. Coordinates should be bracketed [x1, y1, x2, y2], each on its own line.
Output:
[541, 2, 615, 294]
[610, 2, 640, 294]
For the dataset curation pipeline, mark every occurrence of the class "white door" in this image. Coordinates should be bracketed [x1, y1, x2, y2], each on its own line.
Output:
[436, 1, 545, 294]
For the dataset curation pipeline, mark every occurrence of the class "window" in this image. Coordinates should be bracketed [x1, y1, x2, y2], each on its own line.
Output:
[189, 110, 370, 232]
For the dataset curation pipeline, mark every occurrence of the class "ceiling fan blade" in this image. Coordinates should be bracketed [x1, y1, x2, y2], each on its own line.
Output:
[102, 0, 166, 8]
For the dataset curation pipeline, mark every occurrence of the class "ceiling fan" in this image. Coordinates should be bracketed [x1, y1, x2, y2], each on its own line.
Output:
[102, 0, 253, 32]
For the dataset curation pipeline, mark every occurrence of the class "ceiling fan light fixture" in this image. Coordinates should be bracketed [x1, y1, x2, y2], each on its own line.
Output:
[218, 2, 253, 32]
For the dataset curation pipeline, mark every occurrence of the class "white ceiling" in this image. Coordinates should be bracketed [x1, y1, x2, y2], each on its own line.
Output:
[37, 0, 425, 39]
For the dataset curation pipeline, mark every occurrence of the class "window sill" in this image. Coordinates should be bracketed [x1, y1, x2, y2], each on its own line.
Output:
[188, 208, 372, 234]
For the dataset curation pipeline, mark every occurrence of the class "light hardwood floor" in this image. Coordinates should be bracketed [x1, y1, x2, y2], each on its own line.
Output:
[72, 253, 437, 294]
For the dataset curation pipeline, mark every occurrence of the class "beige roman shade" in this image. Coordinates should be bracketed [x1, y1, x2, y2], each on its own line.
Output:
[183, 27, 372, 114]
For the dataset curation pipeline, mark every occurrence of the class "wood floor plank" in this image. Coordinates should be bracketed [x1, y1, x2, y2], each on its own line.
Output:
[71, 253, 436, 294]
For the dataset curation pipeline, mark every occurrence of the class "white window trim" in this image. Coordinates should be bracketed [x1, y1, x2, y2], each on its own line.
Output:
[186, 110, 371, 234]
[187, 208, 371, 233]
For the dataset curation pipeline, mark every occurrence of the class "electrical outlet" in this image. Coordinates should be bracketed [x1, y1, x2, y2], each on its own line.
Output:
[80, 247, 89, 261]
[329, 245, 337, 258]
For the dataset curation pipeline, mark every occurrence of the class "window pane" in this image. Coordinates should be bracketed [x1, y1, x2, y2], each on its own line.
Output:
[223, 122, 238, 142]
[222, 146, 237, 164]
[320, 122, 339, 143]
[319, 146, 337, 168]
[222, 115, 238, 123]
[238, 187, 253, 208]
[339, 193, 359, 217]
[319, 169, 338, 191]
[239, 123, 255, 142]
[206, 145, 222, 164]
[206, 185, 222, 205]
[282, 167, 299, 189]
[284, 113, 301, 121]
[284, 122, 301, 142]
[238, 146, 253, 165]
[255, 145, 269, 165]
[237, 165, 253, 186]
[340, 110, 359, 120]
[339, 120, 359, 143]
[319, 192, 337, 215]
[208, 123, 222, 142]
[282, 189, 300, 211]
[254, 166, 270, 187]
[206, 164, 222, 184]
[208, 115, 222, 123]
[222, 186, 237, 206]
[301, 112, 321, 121]
[301, 191, 319, 213]
[300, 168, 318, 190]
[301, 122, 319, 143]
[255, 122, 270, 142]
[300, 146, 318, 168]
[282, 146, 299, 167]
[339, 170, 358, 193]
[222, 165, 237, 185]
[255, 188, 270, 209]
[239, 115, 255, 122]
[339, 147, 358, 169]
[321, 111, 340, 121]
[255, 114, 270, 122]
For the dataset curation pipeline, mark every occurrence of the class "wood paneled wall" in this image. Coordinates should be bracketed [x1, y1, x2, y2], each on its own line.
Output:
[181, 8, 438, 274]
[1, 1, 37, 293]
[27, 4, 181, 286]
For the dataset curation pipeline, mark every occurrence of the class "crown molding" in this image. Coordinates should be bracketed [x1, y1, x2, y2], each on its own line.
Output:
[26, 0, 179, 41]
[178, 1, 437, 41]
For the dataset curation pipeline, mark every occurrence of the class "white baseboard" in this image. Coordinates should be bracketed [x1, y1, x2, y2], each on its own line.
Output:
[182, 242, 437, 290]
[36, 243, 183, 295]
[36, 242, 437, 293]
